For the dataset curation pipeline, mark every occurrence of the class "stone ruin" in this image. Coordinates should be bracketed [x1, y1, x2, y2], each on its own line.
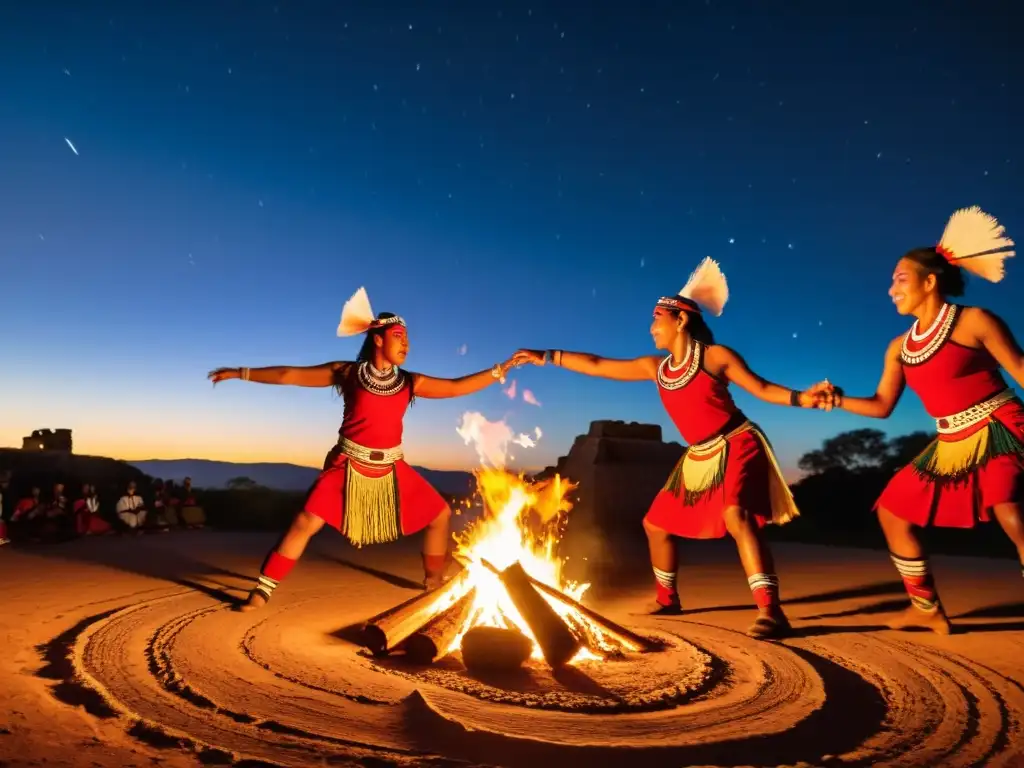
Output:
[535, 420, 684, 581]
[21, 428, 74, 453]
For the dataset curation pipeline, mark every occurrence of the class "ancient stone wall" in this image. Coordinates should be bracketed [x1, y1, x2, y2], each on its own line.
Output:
[540, 420, 683, 581]
[21, 428, 73, 453]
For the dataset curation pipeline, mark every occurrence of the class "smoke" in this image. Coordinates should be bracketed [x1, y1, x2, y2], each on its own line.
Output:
[457, 412, 541, 468]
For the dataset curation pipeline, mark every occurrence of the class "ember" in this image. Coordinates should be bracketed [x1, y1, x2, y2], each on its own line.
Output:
[362, 413, 655, 668]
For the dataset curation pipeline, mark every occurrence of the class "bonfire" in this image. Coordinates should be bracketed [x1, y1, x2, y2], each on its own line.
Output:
[361, 413, 653, 669]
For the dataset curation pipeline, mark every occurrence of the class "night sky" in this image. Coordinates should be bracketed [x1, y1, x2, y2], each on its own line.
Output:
[1, 1, 1021, 475]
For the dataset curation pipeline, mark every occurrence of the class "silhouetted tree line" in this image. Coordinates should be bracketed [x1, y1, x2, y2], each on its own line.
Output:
[776, 428, 1016, 558]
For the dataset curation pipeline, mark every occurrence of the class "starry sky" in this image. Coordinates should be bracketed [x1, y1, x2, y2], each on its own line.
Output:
[1, 1, 1021, 476]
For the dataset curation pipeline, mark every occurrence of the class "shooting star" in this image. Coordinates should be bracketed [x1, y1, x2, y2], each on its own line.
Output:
[64, 137, 79, 156]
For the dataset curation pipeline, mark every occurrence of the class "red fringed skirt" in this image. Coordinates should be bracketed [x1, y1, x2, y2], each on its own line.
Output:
[877, 400, 1024, 528]
[304, 449, 447, 544]
[644, 424, 799, 539]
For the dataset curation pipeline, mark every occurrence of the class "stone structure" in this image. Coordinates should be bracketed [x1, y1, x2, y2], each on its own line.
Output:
[537, 420, 684, 581]
[21, 428, 73, 453]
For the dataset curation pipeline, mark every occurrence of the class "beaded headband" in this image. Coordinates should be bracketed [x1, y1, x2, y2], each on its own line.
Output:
[337, 287, 405, 337]
[652, 257, 729, 318]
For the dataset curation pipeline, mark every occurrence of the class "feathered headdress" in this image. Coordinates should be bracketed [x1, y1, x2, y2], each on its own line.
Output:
[936, 206, 1015, 283]
[655, 257, 729, 317]
[336, 287, 405, 337]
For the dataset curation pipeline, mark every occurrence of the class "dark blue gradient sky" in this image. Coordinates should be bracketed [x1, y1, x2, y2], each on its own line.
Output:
[1, 1, 1020, 473]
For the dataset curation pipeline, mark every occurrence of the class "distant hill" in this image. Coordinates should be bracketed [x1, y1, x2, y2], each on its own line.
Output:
[128, 458, 476, 496]
[0, 448, 149, 497]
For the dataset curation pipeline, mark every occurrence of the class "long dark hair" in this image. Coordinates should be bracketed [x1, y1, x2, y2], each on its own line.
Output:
[663, 307, 715, 345]
[903, 247, 967, 298]
[356, 312, 401, 362]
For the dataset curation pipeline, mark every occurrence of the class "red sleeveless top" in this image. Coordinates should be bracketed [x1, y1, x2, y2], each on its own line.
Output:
[336, 363, 413, 449]
[656, 342, 743, 445]
[900, 303, 1008, 418]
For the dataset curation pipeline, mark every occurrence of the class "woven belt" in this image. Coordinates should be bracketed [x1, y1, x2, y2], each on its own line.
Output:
[935, 389, 1018, 435]
[688, 419, 752, 455]
[338, 437, 403, 465]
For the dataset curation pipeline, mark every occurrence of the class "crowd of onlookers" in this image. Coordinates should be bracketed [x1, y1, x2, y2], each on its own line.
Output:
[0, 471, 206, 546]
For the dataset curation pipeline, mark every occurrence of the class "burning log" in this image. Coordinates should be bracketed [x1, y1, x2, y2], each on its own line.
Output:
[485, 560, 581, 669]
[402, 587, 478, 664]
[362, 570, 471, 656]
[461, 626, 532, 672]
[478, 559, 657, 653]
[527, 579, 658, 653]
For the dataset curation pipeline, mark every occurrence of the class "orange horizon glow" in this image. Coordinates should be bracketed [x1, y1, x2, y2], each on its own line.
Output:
[0, 429, 536, 473]
[2, 429, 805, 484]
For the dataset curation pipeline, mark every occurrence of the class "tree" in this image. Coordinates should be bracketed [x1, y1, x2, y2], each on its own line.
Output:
[884, 431, 933, 470]
[227, 476, 259, 491]
[797, 428, 893, 474]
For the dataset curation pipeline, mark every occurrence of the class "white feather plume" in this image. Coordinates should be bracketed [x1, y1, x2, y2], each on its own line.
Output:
[678, 257, 729, 316]
[337, 287, 376, 337]
[939, 206, 1015, 283]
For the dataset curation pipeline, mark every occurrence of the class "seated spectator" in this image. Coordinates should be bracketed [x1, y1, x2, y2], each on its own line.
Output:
[161, 480, 182, 527]
[12, 487, 44, 541]
[74, 483, 112, 536]
[0, 471, 11, 546]
[148, 480, 171, 533]
[178, 477, 206, 529]
[115, 481, 148, 533]
[43, 482, 73, 539]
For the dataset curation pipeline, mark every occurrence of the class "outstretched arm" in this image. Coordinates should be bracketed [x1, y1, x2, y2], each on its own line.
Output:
[966, 307, 1024, 388]
[511, 349, 659, 382]
[207, 361, 347, 388]
[412, 361, 511, 399]
[832, 337, 906, 418]
[708, 345, 829, 408]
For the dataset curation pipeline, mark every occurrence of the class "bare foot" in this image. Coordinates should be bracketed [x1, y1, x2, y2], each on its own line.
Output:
[648, 599, 683, 616]
[886, 603, 952, 634]
[237, 590, 268, 612]
[423, 575, 446, 591]
[747, 608, 792, 640]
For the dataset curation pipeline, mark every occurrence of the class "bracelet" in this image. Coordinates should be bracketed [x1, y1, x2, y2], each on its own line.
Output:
[552, 350, 563, 367]
[491, 364, 506, 385]
[240, 367, 251, 381]
[789, 389, 801, 407]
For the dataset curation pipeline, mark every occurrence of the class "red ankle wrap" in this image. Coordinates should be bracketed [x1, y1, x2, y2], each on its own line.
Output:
[263, 551, 297, 582]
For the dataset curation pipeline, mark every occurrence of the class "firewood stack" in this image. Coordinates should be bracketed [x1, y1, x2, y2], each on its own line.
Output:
[361, 559, 656, 670]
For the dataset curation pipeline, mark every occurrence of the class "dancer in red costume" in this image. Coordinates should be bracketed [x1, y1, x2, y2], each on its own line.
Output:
[823, 207, 1022, 634]
[513, 259, 831, 639]
[210, 288, 517, 612]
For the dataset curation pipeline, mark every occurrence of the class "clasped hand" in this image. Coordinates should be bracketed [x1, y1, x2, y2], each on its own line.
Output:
[804, 379, 842, 410]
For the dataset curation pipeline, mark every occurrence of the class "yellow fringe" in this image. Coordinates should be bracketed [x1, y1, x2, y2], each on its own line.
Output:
[918, 429, 988, 478]
[680, 438, 727, 504]
[750, 427, 801, 526]
[342, 462, 400, 548]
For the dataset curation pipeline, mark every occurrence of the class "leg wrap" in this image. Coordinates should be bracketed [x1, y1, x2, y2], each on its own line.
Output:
[891, 553, 939, 611]
[422, 553, 447, 581]
[653, 566, 679, 606]
[748, 572, 780, 609]
[254, 551, 297, 601]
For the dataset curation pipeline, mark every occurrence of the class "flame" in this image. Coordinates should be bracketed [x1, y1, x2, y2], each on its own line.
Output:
[446, 413, 632, 664]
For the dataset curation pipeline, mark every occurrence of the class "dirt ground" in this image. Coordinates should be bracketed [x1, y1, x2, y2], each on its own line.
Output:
[1, 531, 1022, 767]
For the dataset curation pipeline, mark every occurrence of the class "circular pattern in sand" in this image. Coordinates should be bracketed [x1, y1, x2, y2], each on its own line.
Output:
[39, 580, 1024, 768]
[362, 629, 714, 713]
